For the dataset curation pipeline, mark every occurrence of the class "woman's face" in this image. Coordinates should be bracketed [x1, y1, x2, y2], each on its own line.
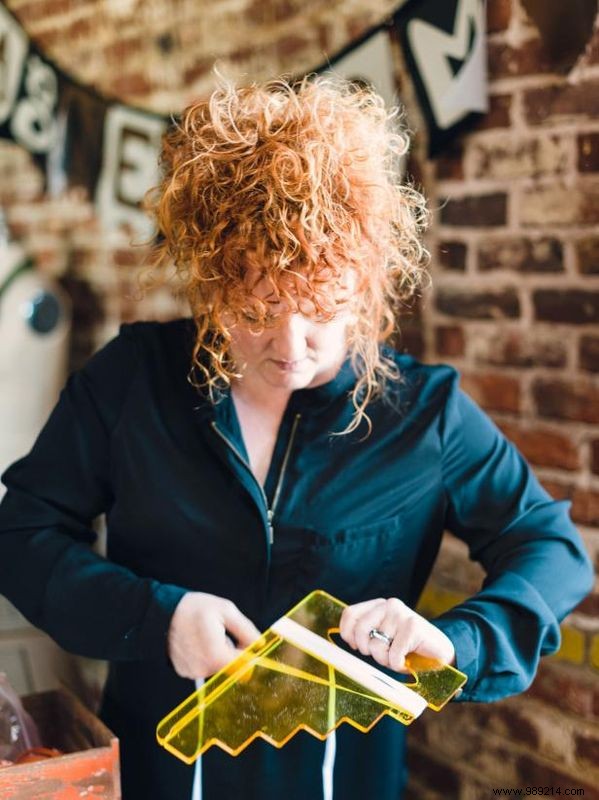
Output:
[227, 270, 356, 394]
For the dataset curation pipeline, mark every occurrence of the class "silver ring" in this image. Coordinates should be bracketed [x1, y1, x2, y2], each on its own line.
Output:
[369, 628, 394, 647]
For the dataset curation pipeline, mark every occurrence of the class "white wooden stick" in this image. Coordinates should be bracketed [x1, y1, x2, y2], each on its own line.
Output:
[270, 616, 427, 717]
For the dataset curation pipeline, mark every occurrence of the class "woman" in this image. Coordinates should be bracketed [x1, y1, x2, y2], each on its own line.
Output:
[0, 75, 593, 800]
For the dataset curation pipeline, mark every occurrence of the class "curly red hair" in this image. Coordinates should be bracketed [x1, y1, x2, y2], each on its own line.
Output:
[144, 73, 429, 436]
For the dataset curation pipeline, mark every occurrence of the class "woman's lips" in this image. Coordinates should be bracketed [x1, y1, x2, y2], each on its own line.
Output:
[271, 359, 306, 371]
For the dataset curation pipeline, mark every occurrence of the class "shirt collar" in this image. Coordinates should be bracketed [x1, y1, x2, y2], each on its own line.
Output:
[286, 353, 358, 412]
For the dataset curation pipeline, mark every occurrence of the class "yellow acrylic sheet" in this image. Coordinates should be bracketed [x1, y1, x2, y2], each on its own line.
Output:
[156, 590, 467, 763]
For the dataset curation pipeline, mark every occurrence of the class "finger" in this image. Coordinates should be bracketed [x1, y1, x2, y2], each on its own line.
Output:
[197, 633, 238, 678]
[221, 602, 262, 647]
[387, 615, 422, 673]
[339, 598, 385, 649]
[369, 598, 416, 672]
[353, 602, 389, 656]
[405, 621, 456, 665]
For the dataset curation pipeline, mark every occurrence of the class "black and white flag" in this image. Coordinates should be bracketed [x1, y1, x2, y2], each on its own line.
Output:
[0, 2, 165, 238]
[95, 105, 166, 239]
[395, 0, 488, 155]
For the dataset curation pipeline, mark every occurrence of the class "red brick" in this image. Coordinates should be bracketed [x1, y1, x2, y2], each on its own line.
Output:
[580, 335, 599, 371]
[525, 80, 599, 126]
[520, 2, 598, 74]
[471, 703, 540, 749]
[436, 288, 520, 319]
[275, 34, 311, 60]
[571, 488, 599, 527]
[245, 0, 315, 25]
[114, 247, 146, 269]
[474, 329, 566, 369]
[479, 236, 563, 272]
[461, 372, 521, 413]
[471, 135, 568, 180]
[14, 0, 73, 24]
[577, 593, 599, 616]
[540, 479, 574, 502]
[488, 36, 554, 80]
[534, 290, 599, 324]
[579, 132, 599, 172]
[472, 93, 512, 131]
[437, 241, 466, 271]
[487, 0, 512, 33]
[541, 481, 599, 526]
[102, 36, 146, 63]
[403, 783, 429, 800]
[533, 378, 599, 424]
[58, 275, 105, 372]
[516, 753, 599, 797]
[497, 422, 579, 470]
[521, 183, 599, 226]
[592, 440, 599, 475]
[407, 748, 461, 795]
[526, 661, 599, 721]
[576, 237, 599, 275]
[399, 324, 424, 360]
[61, 16, 94, 42]
[183, 59, 219, 84]
[435, 142, 464, 180]
[111, 72, 154, 98]
[575, 731, 599, 767]
[404, 153, 424, 188]
[435, 325, 465, 358]
[440, 193, 507, 227]
[345, 13, 378, 42]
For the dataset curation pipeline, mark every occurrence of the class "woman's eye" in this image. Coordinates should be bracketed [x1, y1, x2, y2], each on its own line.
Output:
[241, 311, 276, 326]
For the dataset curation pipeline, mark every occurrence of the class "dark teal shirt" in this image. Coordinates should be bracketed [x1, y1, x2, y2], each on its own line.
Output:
[0, 319, 593, 800]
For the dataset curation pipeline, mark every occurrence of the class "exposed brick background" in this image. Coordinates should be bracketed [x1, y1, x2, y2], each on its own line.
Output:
[411, 0, 599, 795]
[4, 0, 399, 113]
[0, 1, 598, 798]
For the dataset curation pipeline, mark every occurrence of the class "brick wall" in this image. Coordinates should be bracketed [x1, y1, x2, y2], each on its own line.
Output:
[5, 0, 398, 113]
[406, 1, 599, 796]
[1, 0, 598, 797]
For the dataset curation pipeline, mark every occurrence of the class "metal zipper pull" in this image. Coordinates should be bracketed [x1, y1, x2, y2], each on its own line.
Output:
[267, 508, 274, 545]
[211, 415, 300, 550]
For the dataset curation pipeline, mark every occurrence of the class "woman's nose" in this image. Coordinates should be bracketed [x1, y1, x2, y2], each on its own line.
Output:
[271, 313, 310, 359]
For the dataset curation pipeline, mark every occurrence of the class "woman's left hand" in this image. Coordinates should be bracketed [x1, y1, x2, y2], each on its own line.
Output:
[339, 597, 456, 674]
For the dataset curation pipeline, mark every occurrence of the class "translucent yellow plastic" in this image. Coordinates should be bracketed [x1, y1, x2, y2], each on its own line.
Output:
[156, 590, 467, 763]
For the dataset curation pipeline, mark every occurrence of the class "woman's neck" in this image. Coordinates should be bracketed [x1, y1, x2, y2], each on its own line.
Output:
[230, 378, 292, 416]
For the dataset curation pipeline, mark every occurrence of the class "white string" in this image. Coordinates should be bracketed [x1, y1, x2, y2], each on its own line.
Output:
[191, 678, 204, 800]
[322, 730, 336, 800]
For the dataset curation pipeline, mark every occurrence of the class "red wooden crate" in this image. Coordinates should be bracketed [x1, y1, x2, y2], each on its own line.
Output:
[0, 687, 120, 799]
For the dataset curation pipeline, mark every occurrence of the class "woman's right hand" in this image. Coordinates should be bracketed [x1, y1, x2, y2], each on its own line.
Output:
[167, 592, 262, 680]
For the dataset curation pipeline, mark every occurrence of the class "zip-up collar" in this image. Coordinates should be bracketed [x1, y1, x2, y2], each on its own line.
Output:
[286, 353, 358, 412]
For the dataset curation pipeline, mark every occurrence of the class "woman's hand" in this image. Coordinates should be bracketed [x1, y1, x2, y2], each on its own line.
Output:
[339, 597, 455, 673]
[167, 592, 262, 680]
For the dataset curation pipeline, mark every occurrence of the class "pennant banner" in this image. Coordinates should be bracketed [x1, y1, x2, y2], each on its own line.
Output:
[0, 2, 166, 238]
[0, 1, 487, 235]
[394, 0, 488, 156]
[95, 105, 166, 239]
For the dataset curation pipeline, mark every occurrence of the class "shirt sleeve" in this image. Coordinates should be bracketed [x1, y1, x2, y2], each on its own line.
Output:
[430, 375, 594, 703]
[0, 324, 186, 662]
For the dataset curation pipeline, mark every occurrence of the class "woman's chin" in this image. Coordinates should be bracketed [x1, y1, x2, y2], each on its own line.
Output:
[268, 373, 313, 390]
[263, 362, 314, 390]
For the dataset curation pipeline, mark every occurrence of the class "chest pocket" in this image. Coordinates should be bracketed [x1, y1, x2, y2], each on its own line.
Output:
[269, 515, 405, 613]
